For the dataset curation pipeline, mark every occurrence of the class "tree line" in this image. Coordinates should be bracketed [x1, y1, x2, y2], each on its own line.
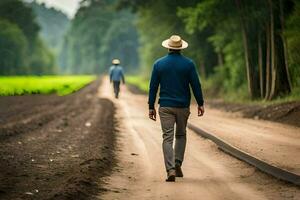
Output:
[0, 0, 56, 75]
[0, 0, 299, 101]
[119, 0, 300, 100]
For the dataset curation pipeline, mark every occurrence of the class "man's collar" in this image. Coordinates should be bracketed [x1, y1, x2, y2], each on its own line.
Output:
[168, 51, 181, 55]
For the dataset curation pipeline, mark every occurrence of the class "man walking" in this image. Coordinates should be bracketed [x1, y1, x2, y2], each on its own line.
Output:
[148, 35, 204, 182]
[109, 59, 125, 98]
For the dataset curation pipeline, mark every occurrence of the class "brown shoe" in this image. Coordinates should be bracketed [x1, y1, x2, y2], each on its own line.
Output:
[175, 164, 184, 177]
[166, 169, 176, 182]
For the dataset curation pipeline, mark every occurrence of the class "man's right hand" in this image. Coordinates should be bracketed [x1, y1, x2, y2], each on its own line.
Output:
[149, 109, 157, 121]
[198, 106, 205, 117]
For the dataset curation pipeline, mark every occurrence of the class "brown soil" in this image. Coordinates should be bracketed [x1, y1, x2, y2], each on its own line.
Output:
[0, 79, 117, 200]
[208, 100, 300, 127]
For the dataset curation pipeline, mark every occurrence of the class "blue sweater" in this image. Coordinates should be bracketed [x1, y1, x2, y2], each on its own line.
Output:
[109, 65, 125, 83]
[148, 52, 204, 109]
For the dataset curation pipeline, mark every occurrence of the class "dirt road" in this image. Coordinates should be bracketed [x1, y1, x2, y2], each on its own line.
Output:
[0, 78, 299, 200]
[0, 80, 116, 200]
[99, 77, 300, 200]
[188, 107, 300, 174]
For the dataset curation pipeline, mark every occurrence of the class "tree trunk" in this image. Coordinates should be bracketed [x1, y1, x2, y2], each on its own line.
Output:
[217, 52, 224, 67]
[279, 0, 292, 90]
[199, 61, 206, 79]
[268, 0, 277, 100]
[258, 32, 264, 98]
[265, 23, 271, 100]
[235, 0, 255, 99]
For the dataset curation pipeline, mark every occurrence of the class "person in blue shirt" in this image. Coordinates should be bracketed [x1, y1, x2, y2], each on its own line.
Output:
[148, 35, 205, 182]
[109, 59, 125, 98]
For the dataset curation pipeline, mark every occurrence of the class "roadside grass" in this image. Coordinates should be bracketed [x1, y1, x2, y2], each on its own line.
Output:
[0, 75, 96, 96]
[126, 75, 300, 105]
[215, 85, 300, 105]
[126, 75, 149, 93]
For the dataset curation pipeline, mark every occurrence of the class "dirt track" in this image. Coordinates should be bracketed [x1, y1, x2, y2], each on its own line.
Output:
[207, 100, 300, 128]
[99, 77, 300, 200]
[0, 79, 116, 200]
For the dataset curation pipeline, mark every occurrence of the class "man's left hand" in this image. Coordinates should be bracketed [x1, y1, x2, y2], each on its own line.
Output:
[198, 106, 205, 117]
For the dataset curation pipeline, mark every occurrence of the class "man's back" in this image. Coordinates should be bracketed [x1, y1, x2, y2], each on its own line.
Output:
[110, 65, 124, 82]
[148, 52, 203, 109]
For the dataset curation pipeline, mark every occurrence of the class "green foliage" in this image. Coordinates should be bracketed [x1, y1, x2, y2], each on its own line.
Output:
[0, 75, 95, 96]
[29, 38, 56, 75]
[126, 75, 149, 92]
[0, 0, 39, 45]
[0, 19, 28, 75]
[201, 36, 248, 101]
[119, 0, 218, 79]
[178, 0, 299, 100]
[286, 1, 300, 87]
[0, 0, 57, 75]
[122, 0, 299, 102]
[178, 0, 245, 85]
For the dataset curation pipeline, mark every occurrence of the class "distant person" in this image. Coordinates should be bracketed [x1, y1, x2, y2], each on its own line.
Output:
[109, 59, 125, 98]
[148, 35, 204, 182]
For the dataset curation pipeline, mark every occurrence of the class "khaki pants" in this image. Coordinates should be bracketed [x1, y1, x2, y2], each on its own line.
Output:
[159, 107, 190, 172]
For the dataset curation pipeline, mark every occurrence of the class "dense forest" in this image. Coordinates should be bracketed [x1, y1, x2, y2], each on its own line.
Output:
[60, 0, 139, 74]
[118, 0, 300, 100]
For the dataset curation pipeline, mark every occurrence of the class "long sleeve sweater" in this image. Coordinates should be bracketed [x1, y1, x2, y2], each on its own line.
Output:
[148, 52, 204, 109]
[109, 65, 125, 83]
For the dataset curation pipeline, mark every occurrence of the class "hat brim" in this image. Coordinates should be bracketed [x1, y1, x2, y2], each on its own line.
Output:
[162, 39, 188, 50]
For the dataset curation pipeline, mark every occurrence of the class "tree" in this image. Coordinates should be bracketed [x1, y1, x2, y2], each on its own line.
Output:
[0, 0, 39, 47]
[119, 0, 214, 76]
[285, 0, 300, 88]
[29, 38, 56, 75]
[0, 19, 28, 75]
[178, 0, 295, 100]
[0, 0, 57, 75]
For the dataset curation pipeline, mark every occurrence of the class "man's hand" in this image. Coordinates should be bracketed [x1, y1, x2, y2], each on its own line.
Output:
[198, 106, 205, 117]
[149, 109, 157, 121]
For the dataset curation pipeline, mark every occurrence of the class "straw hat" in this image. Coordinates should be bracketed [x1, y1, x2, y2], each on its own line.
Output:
[112, 59, 120, 65]
[162, 35, 188, 50]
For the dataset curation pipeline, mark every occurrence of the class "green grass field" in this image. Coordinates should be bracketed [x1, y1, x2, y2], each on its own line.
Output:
[126, 75, 149, 93]
[0, 75, 96, 96]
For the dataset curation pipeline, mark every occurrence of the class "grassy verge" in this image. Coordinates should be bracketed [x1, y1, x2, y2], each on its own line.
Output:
[126, 75, 300, 105]
[126, 75, 149, 93]
[0, 75, 96, 96]
[201, 77, 300, 105]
